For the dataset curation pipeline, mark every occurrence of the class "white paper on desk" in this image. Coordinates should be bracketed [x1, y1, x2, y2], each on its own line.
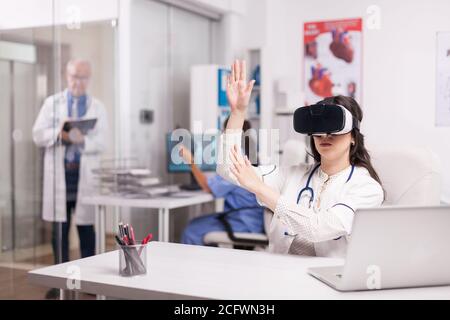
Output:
[129, 169, 152, 176]
[169, 191, 203, 198]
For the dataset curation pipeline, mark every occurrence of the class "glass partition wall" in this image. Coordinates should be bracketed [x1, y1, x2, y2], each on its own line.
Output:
[0, 0, 218, 299]
[0, 2, 117, 299]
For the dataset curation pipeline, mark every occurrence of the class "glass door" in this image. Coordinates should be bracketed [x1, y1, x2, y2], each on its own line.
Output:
[0, 44, 43, 264]
[0, 59, 14, 257]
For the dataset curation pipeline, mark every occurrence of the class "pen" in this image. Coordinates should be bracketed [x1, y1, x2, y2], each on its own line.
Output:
[124, 224, 130, 239]
[118, 222, 124, 238]
[139, 234, 152, 256]
[130, 225, 136, 245]
[141, 233, 153, 245]
[115, 234, 125, 246]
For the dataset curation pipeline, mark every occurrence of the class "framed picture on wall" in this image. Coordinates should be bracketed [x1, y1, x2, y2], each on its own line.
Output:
[304, 18, 363, 105]
[436, 32, 450, 127]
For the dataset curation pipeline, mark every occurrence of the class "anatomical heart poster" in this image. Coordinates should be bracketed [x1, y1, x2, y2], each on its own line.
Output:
[436, 32, 450, 127]
[304, 18, 362, 105]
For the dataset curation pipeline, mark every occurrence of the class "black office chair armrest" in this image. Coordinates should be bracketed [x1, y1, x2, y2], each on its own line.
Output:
[217, 206, 269, 246]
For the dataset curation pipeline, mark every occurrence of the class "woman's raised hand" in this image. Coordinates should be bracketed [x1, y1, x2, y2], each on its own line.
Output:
[226, 60, 255, 114]
[229, 145, 263, 194]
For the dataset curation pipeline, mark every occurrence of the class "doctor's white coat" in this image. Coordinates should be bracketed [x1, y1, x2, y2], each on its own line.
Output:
[217, 131, 384, 258]
[32, 90, 109, 225]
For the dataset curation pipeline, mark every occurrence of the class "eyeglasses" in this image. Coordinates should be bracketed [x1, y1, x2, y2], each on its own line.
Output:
[68, 74, 89, 82]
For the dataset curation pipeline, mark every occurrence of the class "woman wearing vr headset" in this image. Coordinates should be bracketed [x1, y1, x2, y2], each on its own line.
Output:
[217, 60, 384, 257]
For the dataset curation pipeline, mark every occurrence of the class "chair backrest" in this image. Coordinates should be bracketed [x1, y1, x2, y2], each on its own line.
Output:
[370, 146, 441, 206]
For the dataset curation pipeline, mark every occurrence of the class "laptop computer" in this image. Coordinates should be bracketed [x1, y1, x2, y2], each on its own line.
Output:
[307, 206, 450, 291]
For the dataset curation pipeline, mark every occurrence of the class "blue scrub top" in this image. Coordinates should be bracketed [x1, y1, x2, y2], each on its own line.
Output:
[207, 175, 264, 233]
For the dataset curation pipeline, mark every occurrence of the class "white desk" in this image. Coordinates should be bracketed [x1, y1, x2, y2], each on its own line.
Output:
[81, 192, 216, 254]
[28, 242, 450, 300]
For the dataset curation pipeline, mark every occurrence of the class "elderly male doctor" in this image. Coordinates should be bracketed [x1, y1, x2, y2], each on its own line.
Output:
[33, 59, 108, 270]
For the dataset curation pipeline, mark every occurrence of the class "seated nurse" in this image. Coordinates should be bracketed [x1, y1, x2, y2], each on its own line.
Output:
[180, 118, 264, 246]
[217, 60, 384, 258]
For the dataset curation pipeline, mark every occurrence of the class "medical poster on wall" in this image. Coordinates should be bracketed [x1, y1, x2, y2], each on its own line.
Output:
[304, 18, 362, 105]
[436, 32, 450, 127]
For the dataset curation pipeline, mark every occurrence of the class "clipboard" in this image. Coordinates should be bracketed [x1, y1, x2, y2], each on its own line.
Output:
[62, 118, 97, 134]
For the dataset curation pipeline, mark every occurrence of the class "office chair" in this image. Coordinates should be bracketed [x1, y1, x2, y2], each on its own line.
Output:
[370, 146, 441, 205]
[204, 137, 308, 250]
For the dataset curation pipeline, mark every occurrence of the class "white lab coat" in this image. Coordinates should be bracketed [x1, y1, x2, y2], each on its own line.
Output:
[217, 131, 384, 258]
[32, 89, 109, 225]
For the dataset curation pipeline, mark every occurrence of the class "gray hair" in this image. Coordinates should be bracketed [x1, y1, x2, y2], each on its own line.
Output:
[66, 59, 92, 73]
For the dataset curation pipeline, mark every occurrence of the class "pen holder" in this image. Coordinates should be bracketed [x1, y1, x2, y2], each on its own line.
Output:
[118, 243, 148, 277]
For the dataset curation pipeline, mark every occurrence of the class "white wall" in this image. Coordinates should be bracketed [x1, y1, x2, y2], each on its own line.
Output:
[158, 0, 244, 17]
[250, 0, 450, 202]
[0, 0, 118, 30]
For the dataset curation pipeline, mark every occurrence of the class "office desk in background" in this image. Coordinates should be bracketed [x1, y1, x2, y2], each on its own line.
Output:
[82, 192, 217, 254]
[28, 242, 450, 300]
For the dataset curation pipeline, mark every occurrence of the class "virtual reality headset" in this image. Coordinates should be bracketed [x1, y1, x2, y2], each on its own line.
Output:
[293, 104, 360, 136]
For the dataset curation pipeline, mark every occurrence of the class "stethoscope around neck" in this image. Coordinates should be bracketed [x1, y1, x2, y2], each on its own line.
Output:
[296, 163, 355, 207]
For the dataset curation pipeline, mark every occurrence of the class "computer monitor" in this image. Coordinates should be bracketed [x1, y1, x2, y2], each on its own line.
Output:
[193, 133, 217, 172]
[166, 132, 218, 173]
[167, 132, 191, 173]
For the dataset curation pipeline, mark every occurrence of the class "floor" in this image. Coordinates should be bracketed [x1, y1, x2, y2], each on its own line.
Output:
[0, 234, 116, 300]
[0, 267, 49, 300]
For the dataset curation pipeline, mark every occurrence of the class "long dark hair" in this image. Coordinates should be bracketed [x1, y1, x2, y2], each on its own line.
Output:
[223, 117, 253, 160]
[309, 95, 383, 188]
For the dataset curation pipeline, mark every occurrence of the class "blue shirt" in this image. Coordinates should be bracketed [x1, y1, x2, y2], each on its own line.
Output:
[65, 92, 88, 198]
[65, 92, 88, 165]
[207, 175, 264, 233]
